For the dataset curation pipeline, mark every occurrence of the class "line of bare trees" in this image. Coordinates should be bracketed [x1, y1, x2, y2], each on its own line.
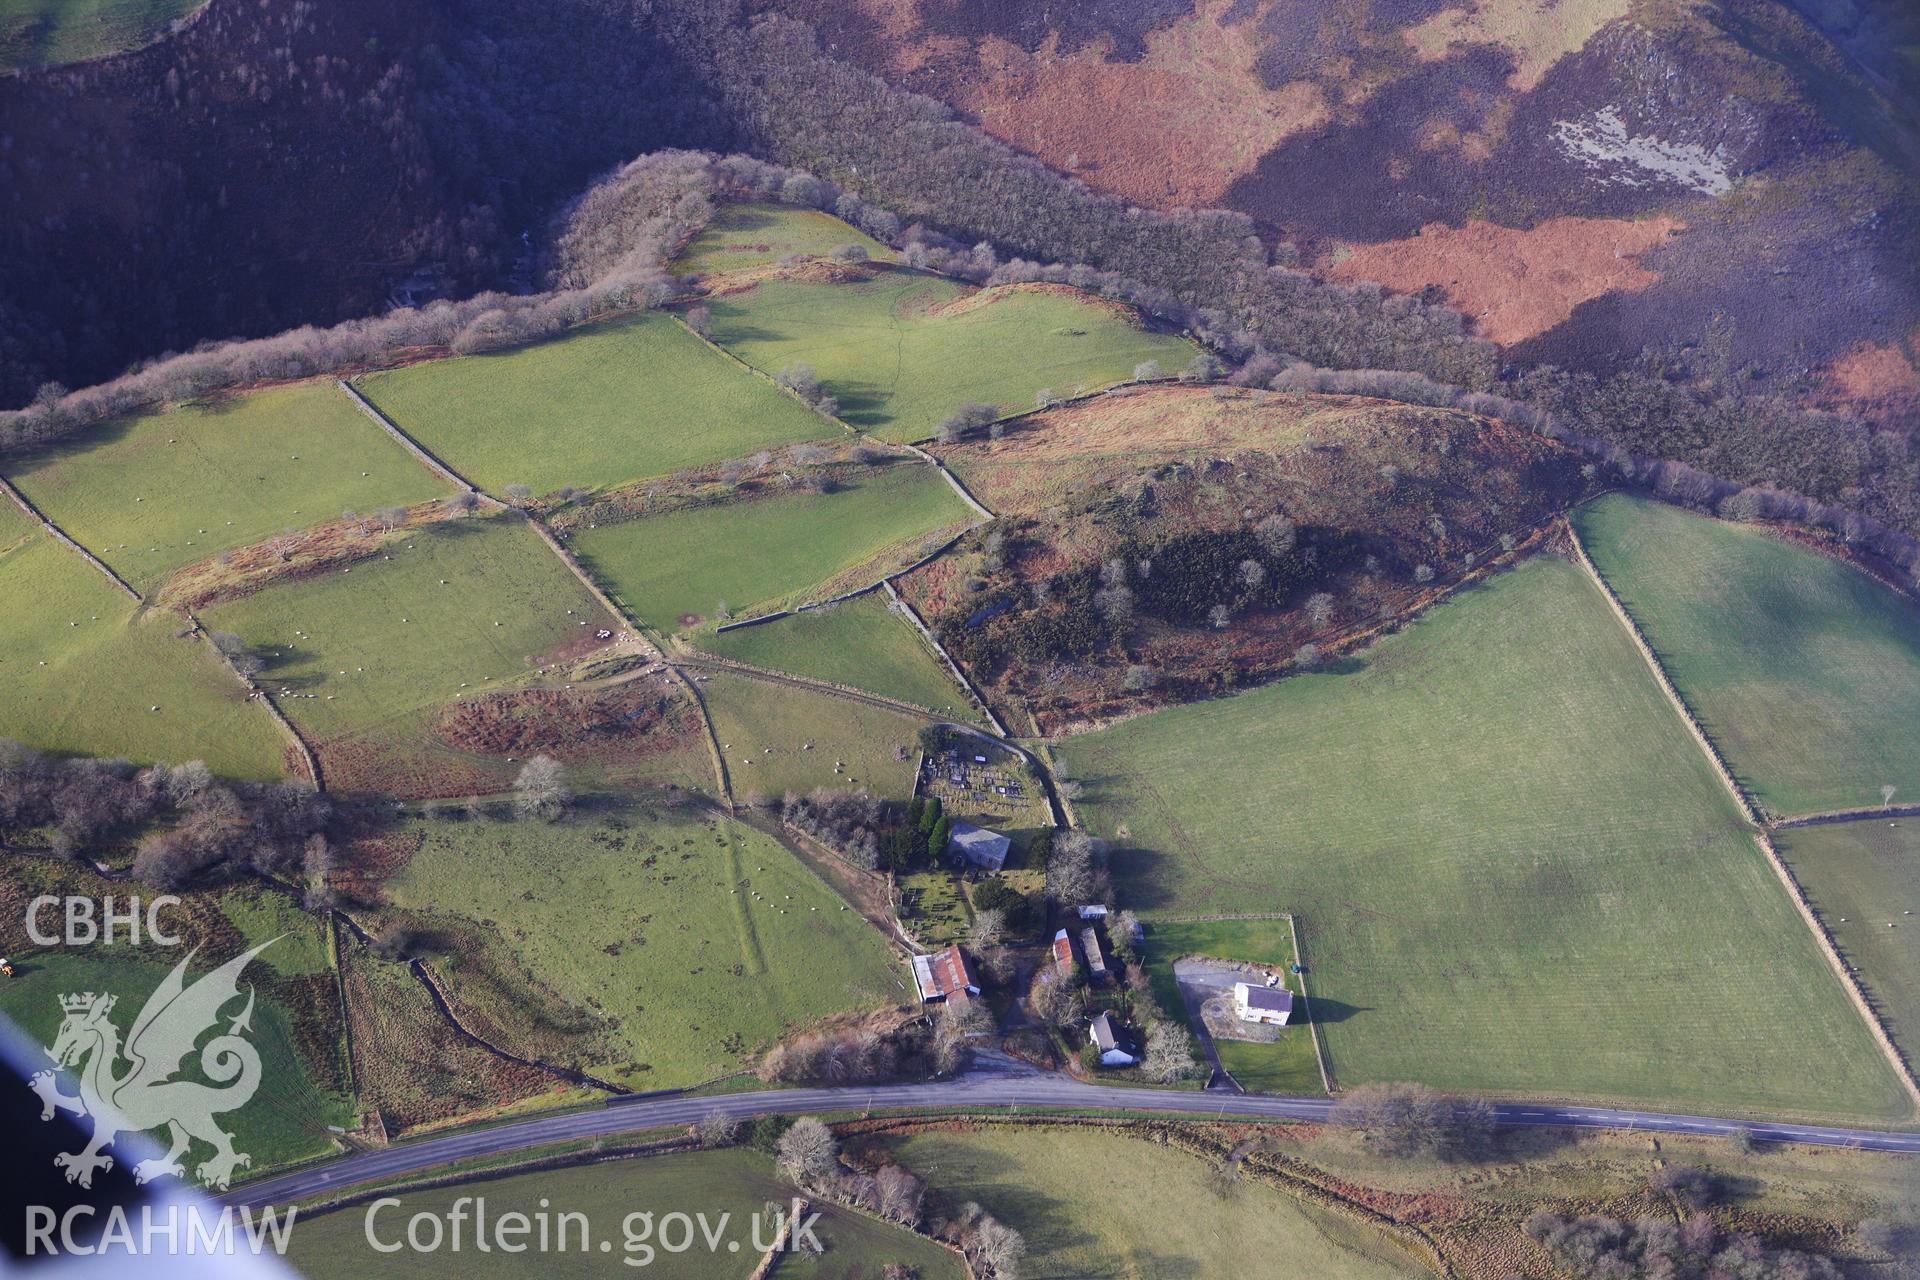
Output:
[1526, 1207, 1841, 1280]
[0, 739, 337, 892]
[694, 1114, 1025, 1276]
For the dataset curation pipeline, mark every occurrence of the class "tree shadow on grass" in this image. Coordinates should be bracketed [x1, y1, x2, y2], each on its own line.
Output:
[826, 382, 894, 429]
[706, 321, 786, 345]
[711, 207, 781, 234]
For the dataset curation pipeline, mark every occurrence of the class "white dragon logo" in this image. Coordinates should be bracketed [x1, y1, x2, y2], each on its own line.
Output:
[29, 940, 276, 1191]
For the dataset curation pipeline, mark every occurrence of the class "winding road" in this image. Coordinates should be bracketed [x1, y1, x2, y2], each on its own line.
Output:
[227, 1051, 1920, 1208]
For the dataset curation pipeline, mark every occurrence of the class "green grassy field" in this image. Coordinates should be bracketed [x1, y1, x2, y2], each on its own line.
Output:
[888, 1128, 1430, 1280]
[700, 670, 923, 801]
[354, 312, 837, 497]
[0, 501, 288, 777]
[673, 201, 896, 275]
[703, 267, 1198, 442]
[0, 950, 351, 1173]
[288, 1147, 964, 1279]
[1057, 556, 1911, 1120]
[1775, 818, 1920, 1071]
[1573, 493, 1920, 818]
[7, 381, 448, 593]
[383, 803, 903, 1087]
[572, 459, 973, 632]
[1142, 918, 1322, 1096]
[0, 872, 352, 1173]
[702, 593, 974, 716]
[200, 514, 606, 745]
[1, 0, 200, 70]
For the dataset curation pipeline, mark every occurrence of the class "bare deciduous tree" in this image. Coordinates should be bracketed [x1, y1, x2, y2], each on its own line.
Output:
[776, 363, 822, 400]
[1650, 1163, 1723, 1207]
[1329, 1083, 1497, 1160]
[969, 908, 1007, 949]
[513, 755, 571, 821]
[937, 401, 998, 443]
[1027, 971, 1082, 1028]
[695, 1110, 742, 1148]
[775, 1116, 839, 1186]
[1044, 829, 1110, 906]
[208, 631, 264, 677]
[1254, 514, 1296, 557]
[972, 1216, 1027, 1279]
[1142, 1020, 1199, 1083]
[1182, 352, 1225, 383]
[1094, 583, 1134, 633]
[874, 1164, 925, 1226]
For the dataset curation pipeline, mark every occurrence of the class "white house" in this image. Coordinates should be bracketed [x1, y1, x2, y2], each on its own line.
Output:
[1088, 1011, 1140, 1067]
[1234, 981, 1293, 1026]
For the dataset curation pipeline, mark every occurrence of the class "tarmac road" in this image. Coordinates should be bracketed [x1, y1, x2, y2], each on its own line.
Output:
[228, 1051, 1920, 1207]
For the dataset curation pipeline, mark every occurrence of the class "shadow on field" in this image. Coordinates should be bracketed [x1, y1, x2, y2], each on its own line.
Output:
[828, 382, 893, 428]
[419, 518, 488, 542]
[1300, 997, 1367, 1025]
[707, 321, 784, 344]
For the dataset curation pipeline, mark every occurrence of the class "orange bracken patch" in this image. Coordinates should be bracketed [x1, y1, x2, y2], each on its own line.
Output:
[1822, 338, 1920, 403]
[948, 4, 1329, 209]
[1324, 215, 1684, 345]
[1813, 333, 1920, 425]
